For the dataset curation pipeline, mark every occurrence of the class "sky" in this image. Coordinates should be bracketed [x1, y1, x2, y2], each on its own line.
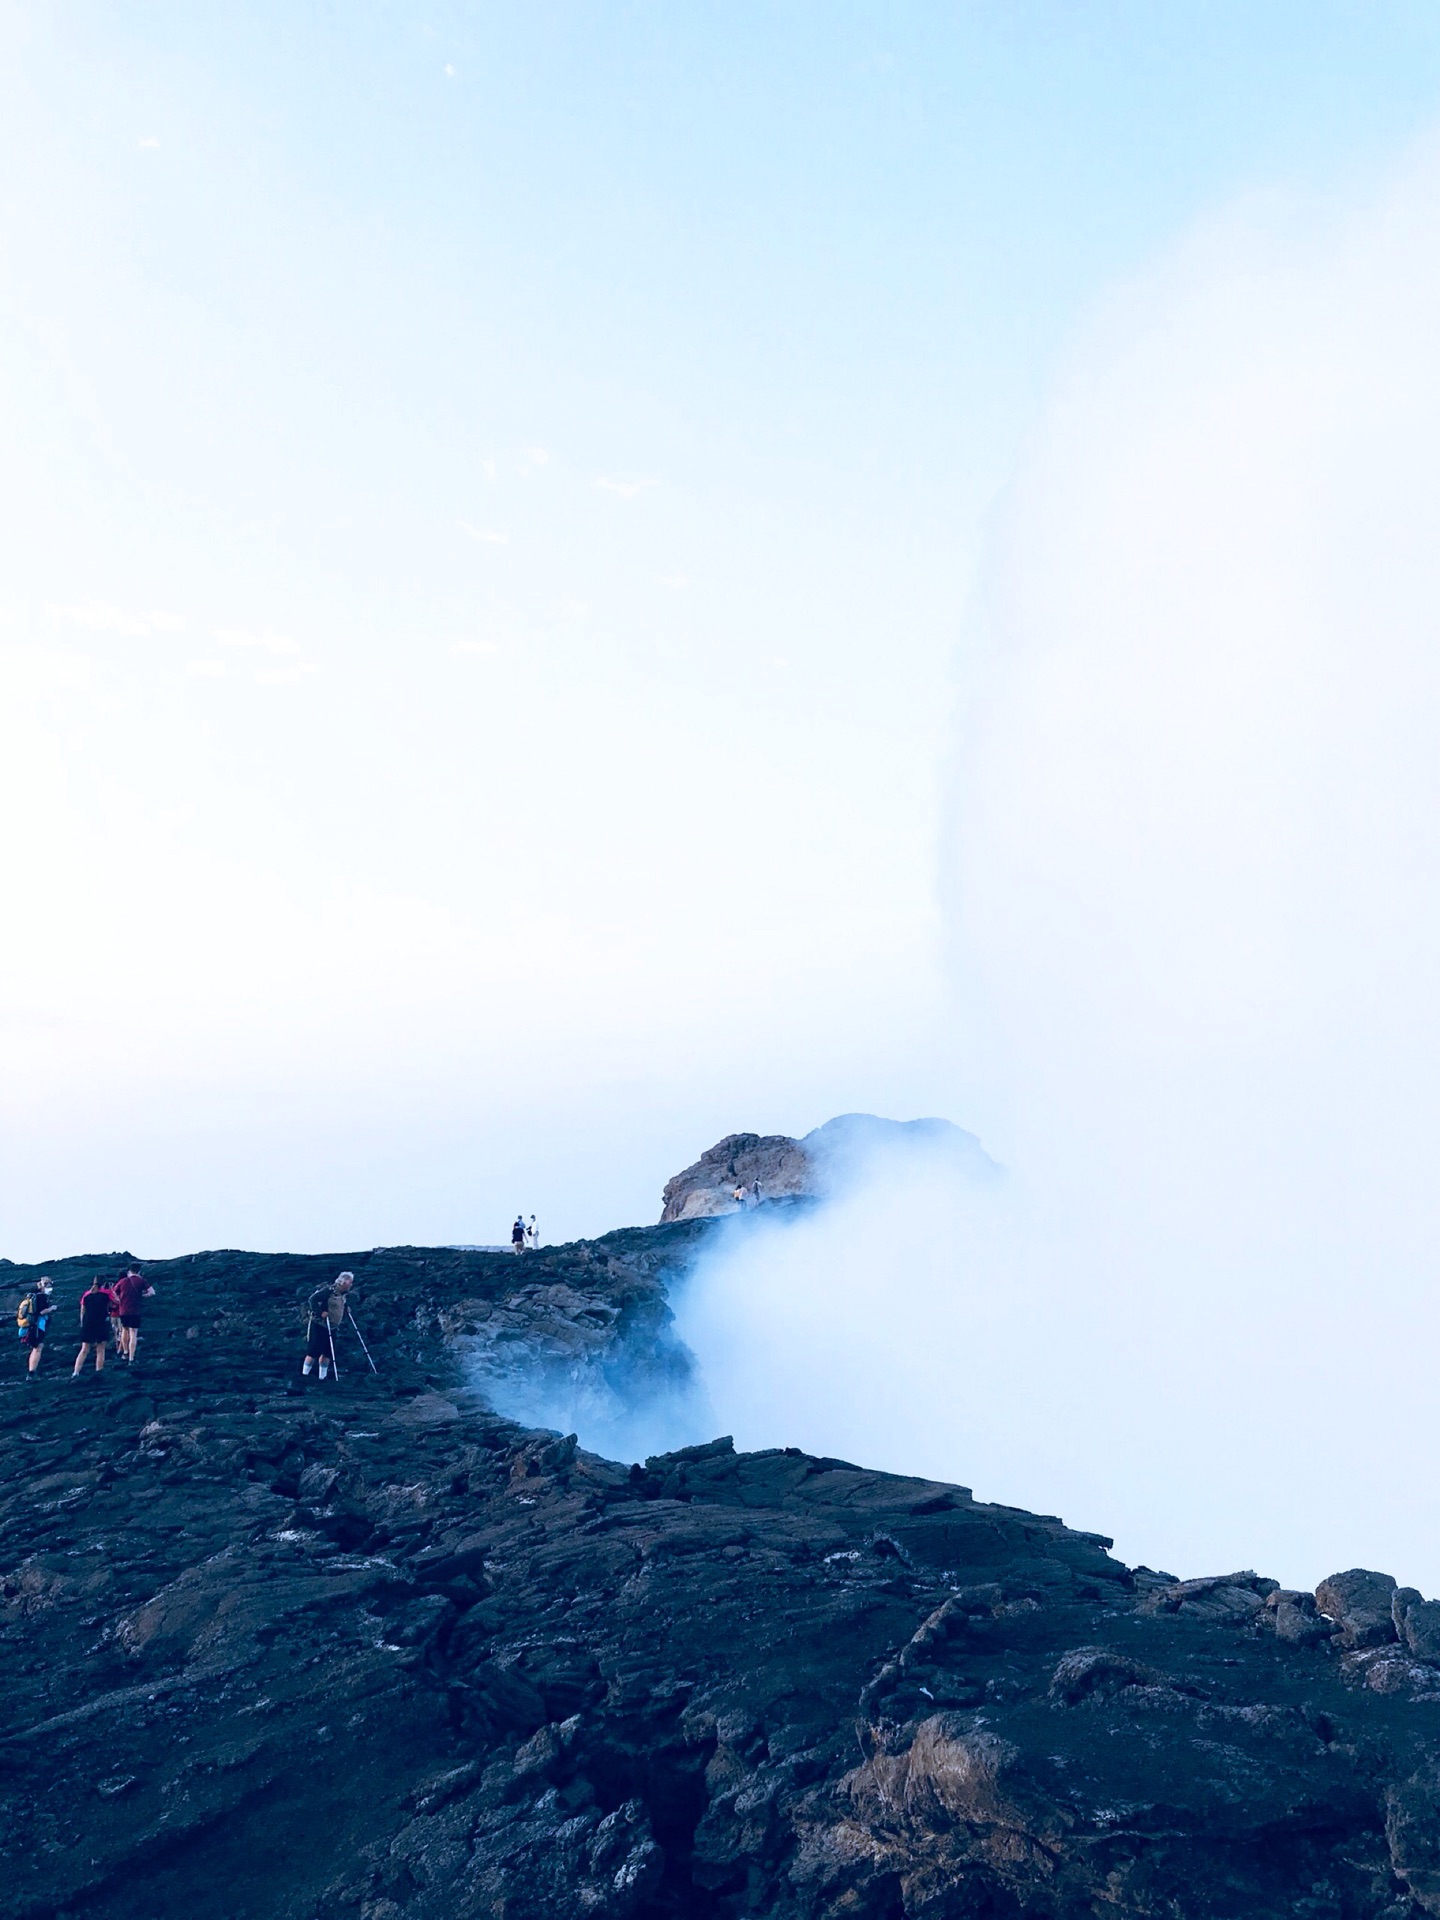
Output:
[9, 4, 1440, 1581]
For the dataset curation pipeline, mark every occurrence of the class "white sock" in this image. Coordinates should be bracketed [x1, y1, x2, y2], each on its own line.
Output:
[303, 1357, 314, 1375]
[319, 1360, 329, 1379]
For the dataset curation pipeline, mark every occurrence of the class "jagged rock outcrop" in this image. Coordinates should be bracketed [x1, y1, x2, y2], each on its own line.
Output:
[659, 1114, 996, 1222]
[660, 1133, 813, 1221]
[4, 1227, 1440, 1918]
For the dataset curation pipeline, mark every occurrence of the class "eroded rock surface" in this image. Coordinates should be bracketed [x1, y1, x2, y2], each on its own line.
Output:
[3, 1230, 1440, 1919]
[658, 1114, 996, 1222]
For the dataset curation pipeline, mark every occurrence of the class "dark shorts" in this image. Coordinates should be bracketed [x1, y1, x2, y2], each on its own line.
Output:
[80, 1320, 110, 1345]
[306, 1320, 333, 1359]
[119, 1314, 142, 1330]
[20, 1327, 43, 1348]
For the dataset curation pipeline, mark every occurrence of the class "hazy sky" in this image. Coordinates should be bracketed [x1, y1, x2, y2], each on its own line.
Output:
[7, 1, 1440, 1267]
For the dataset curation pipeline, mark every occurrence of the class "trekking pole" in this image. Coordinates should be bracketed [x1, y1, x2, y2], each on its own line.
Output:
[326, 1318, 340, 1381]
[347, 1313, 379, 1376]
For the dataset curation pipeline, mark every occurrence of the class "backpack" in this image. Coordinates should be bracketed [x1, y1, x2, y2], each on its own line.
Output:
[17, 1290, 48, 1336]
[306, 1284, 333, 1321]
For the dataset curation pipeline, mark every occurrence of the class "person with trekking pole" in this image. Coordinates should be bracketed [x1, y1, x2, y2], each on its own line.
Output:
[17, 1277, 55, 1379]
[302, 1271, 354, 1381]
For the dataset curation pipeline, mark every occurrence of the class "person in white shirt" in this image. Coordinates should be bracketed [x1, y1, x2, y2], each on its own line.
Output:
[526, 1214, 539, 1249]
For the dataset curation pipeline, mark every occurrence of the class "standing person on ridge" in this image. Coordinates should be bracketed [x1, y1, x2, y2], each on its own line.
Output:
[17, 1277, 54, 1379]
[73, 1276, 119, 1377]
[511, 1216, 527, 1253]
[302, 1272, 354, 1380]
[112, 1267, 155, 1364]
[526, 1213, 539, 1250]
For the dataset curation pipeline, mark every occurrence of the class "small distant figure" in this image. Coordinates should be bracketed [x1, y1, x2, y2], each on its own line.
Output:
[751, 1180, 762, 1207]
[17, 1277, 54, 1379]
[731, 1184, 746, 1208]
[526, 1213, 539, 1250]
[112, 1266, 155, 1365]
[74, 1276, 119, 1377]
[303, 1271, 354, 1381]
[512, 1215, 527, 1253]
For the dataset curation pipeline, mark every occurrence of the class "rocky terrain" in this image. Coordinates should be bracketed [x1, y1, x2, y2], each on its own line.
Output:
[5, 1224, 1440, 1918]
[659, 1116, 995, 1222]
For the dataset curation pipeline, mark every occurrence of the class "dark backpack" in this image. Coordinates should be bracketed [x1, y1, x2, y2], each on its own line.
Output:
[306, 1284, 333, 1320]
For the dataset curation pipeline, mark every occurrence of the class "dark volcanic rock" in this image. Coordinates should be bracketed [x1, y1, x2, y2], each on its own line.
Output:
[2, 1231, 1440, 1917]
[1318, 1567, 1401, 1648]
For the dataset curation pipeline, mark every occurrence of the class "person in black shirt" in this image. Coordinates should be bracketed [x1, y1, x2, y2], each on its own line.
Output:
[74, 1278, 119, 1377]
[302, 1272, 354, 1381]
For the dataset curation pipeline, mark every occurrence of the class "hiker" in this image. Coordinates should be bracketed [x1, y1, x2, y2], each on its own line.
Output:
[512, 1216, 527, 1253]
[17, 1277, 54, 1378]
[731, 1184, 746, 1208]
[74, 1276, 119, 1376]
[526, 1213, 539, 1250]
[112, 1266, 155, 1364]
[302, 1271, 354, 1381]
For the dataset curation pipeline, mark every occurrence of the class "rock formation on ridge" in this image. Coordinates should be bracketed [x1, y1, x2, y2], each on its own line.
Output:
[659, 1113, 996, 1222]
[4, 1217, 1440, 1918]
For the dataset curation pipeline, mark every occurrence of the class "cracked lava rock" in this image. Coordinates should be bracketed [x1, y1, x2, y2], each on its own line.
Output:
[6, 1226, 1440, 1919]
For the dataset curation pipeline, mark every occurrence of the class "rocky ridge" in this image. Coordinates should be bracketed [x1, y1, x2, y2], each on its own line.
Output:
[3, 1227, 1440, 1918]
[659, 1115, 995, 1222]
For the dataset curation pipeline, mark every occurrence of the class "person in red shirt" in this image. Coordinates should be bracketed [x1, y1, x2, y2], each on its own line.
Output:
[73, 1277, 119, 1376]
[112, 1267, 155, 1364]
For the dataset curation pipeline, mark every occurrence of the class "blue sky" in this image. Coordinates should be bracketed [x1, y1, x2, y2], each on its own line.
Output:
[6, 3, 1440, 1259]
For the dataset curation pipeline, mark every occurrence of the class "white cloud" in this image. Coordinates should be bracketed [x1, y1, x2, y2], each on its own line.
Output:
[451, 639, 500, 656]
[254, 662, 319, 686]
[456, 520, 508, 546]
[946, 140, 1440, 1590]
[594, 474, 658, 500]
[183, 659, 227, 679]
[657, 571, 689, 589]
[518, 446, 550, 473]
[136, 135, 161, 150]
[47, 601, 185, 636]
[213, 627, 299, 656]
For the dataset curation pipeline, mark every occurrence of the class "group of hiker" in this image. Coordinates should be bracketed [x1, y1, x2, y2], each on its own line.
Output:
[16, 1267, 155, 1379]
[511, 1213, 539, 1252]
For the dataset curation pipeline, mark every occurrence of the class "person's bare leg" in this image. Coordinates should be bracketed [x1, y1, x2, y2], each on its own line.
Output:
[27, 1346, 41, 1374]
[73, 1344, 88, 1376]
[95, 1346, 105, 1372]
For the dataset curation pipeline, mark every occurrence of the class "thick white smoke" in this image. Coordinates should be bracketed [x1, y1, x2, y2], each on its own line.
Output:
[680, 136, 1440, 1595]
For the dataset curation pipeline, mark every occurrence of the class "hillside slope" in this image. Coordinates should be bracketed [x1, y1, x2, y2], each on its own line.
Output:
[4, 1234, 1440, 1918]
